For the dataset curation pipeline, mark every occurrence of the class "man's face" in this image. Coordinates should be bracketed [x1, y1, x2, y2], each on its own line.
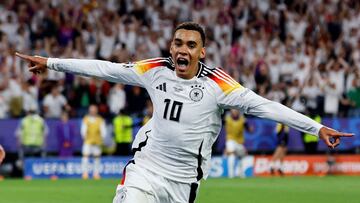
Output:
[89, 105, 98, 116]
[170, 29, 205, 79]
[51, 87, 59, 96]
[230, 109, 240, 120]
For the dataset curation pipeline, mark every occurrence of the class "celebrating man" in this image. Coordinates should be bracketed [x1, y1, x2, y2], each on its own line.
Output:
[16, 22, 352, 203]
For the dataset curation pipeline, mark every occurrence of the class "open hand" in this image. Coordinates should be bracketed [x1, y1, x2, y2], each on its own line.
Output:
[319, 127, 354, 149]
[16, 52, 48, 75]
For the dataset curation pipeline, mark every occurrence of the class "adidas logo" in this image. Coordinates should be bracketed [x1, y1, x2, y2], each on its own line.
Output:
[155, 83, 167, 92]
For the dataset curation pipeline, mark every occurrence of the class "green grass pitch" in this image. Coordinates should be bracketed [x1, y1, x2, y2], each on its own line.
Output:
[0, 176, 359, 203]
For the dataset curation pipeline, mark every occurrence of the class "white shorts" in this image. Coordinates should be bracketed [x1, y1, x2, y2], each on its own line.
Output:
[226, 140, 247, 157]
[82, 144, 102, 156]
[113, 161, 200, 203]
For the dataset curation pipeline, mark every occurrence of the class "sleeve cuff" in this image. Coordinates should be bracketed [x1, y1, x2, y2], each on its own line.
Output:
[314, 123, 324, 137]
[47, 58, 59, 70]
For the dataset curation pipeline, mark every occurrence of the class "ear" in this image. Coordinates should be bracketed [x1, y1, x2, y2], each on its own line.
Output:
[169, 41, 174, 56]
[200, 47, 206, 59]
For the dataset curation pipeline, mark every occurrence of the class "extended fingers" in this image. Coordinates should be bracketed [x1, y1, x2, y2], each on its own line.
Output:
[320, 127, 353, 149]
[16, 52, 35, 62]
[323, 127, 354, 138]
[335, 132, 354, 137]
[329, 131, 354, 138]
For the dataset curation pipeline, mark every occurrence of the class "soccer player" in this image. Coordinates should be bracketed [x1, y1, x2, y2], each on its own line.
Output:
[0, 144, 5, 165]
[270, 123, 289, 176]
[16, 22, 353, 203]
[224, 109, 253, 178]
[81, 104, 106, 180]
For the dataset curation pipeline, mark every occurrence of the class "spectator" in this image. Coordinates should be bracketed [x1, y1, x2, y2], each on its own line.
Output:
[351, 39, 360, 69]
[146, 31, 162, 58]
[0, 93, 8, 118]
[288, 79, 306, 114]
[108, 84, 126, 116]
[293, 61, 310, 86]
[279, 51, 297, 83]
[111, 43, 131, 63]
[97, 23, 117, 60]
[267, 83, 286, 103]
[266, 43, 282, 85]
[286, 14, 307, 44]
[240, 66, 256, 91]
[87, 78, 99, 105]
[347, 72, 360, 117]
[0, 14, 19, 45]
[302, 76, 321, 114]
[43, 85, 69, 118]
[254, 61, 270, 96]
[6, 76, 23, 117]
[22, 79, 39, 114]
[126, 86, 147, 117]
[72, 77, 91, 117]
[80, 21, 98, 59]
[117, 20, 137, 55]
[0, 0, 359, 119]
[323, 59, 347, 117]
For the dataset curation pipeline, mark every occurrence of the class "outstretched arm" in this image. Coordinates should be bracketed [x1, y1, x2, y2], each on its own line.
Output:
[242, 90, 353, 149]
[210, 68, 353, 149]
[0, 144, 5, 164]
[218, 87, 353, 149]
[15, 53, 146, 87]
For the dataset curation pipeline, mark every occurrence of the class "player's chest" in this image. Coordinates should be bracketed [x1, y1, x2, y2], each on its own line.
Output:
[150, 77, 217, 122]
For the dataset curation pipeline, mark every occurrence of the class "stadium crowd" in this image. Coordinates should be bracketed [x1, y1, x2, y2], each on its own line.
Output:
[0, 0, 360, 120]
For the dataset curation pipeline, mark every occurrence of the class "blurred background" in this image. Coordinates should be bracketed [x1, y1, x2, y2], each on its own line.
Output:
[0, 0, 359, 179]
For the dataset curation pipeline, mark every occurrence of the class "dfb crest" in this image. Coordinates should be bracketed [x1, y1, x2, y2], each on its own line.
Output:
[189, 84, 204, 102]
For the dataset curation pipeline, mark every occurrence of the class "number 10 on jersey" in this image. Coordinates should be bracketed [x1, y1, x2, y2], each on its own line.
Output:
[163, 99, 183, 122]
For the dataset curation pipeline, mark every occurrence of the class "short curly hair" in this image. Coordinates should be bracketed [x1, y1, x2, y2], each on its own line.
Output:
[174, 22, 206, 47]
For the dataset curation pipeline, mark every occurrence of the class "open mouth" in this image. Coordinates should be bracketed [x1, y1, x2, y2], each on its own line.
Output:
[176, 58, 189, 71]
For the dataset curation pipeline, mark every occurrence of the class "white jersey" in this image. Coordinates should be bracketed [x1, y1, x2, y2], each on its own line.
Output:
[47, 57, 323, 183]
